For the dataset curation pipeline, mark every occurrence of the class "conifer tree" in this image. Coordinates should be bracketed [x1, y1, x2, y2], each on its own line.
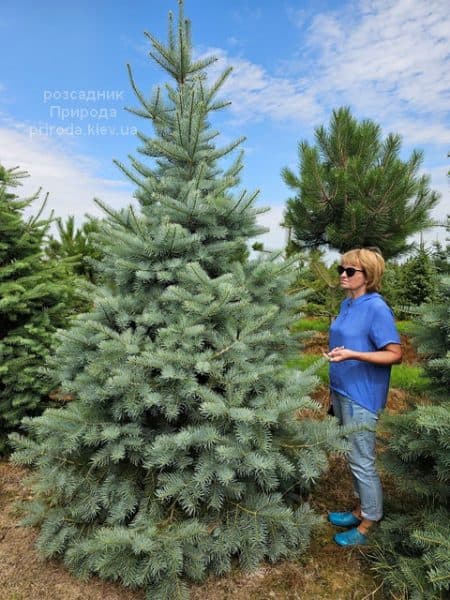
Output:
[397, 241, 439, 307]
[289, 249, 341, 319]
[0, 164, 78, 453]
[45, 215, 103, 283]
[282, 107, 439, 259]
[370, 273, 450, 599]
[10, 4, 345, 598]
[412, 273, 450, 400]
[430, 216, 450, 275]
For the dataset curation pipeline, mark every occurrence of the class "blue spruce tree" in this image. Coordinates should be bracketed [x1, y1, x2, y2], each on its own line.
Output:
[10, 3, 345, 597]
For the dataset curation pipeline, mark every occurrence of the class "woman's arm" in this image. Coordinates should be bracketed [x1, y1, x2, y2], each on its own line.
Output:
[325, 343, 402, 365]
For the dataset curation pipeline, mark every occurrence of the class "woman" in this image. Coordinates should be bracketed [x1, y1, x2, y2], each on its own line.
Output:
[325, 248, 402, 547]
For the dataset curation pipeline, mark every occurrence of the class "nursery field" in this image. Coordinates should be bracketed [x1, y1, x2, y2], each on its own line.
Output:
[1, 0, 448, 596]
[0, 326, 423, 600]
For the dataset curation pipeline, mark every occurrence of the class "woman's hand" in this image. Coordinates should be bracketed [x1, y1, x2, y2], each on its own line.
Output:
[324, 343, 402, 365]
[324, 346, 354, 362]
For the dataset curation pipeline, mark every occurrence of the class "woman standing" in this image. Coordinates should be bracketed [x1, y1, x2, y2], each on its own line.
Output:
[325, 248, 402, 546]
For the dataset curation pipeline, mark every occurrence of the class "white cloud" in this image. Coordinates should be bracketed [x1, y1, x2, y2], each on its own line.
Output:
[382, 118, 450, 147]
[423, 164, 450, 231]
[252, 203, 288, 252]
[306, 0, 450, 120]
[201, 0, 450, 148]
[0, 123, 133, 225]
[286, 6, 308, 29]
[200, 47, 323, 125]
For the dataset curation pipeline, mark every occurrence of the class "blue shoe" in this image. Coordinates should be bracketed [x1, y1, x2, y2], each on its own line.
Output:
[328, 512, 361, 527]
[334, 527, 368, 546]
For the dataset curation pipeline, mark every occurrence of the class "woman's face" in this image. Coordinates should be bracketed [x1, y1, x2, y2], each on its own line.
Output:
[338, 263, 367, 295]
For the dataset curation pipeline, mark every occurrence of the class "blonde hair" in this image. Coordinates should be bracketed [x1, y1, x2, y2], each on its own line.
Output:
[340, 247, 385, 292]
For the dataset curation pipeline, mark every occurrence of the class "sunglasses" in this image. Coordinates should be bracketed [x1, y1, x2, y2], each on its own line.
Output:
[337, 266, 365, 277]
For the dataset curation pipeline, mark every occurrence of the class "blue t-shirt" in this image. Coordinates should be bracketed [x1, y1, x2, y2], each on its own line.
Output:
[329, 292, 401, 414]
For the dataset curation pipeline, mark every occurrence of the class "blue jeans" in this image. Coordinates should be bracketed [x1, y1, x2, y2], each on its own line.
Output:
[332, 392, 383, 521]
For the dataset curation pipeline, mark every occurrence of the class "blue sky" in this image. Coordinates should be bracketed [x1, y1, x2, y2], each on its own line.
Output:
[1, 0, 449, 253]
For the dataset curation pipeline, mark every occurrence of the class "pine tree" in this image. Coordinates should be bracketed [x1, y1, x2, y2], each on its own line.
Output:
[370, 273, 450, 599]
[10, 4, 345, 598]
[0, 164, 78, 453]
[282, 107, 439, 259]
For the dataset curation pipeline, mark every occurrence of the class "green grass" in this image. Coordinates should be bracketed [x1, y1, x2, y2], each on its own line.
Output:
[292, 317, 330, 333]
[396, 320, 416, 335]
[390, 363, 430, 392]
[287, 354, 330, 383]
[295, 317, 415, 336]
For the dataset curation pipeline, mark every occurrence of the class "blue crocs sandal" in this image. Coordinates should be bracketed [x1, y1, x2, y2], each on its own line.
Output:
[334, 527, 368, 546]
[328, 512, 361, 527]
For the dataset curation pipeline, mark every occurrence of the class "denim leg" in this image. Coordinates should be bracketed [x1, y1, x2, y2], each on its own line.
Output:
[331, 393, 361, 501]
[331, 392, 383, 521]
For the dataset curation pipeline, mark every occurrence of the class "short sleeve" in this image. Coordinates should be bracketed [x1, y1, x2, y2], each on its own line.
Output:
[369, 301, 401, 349]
